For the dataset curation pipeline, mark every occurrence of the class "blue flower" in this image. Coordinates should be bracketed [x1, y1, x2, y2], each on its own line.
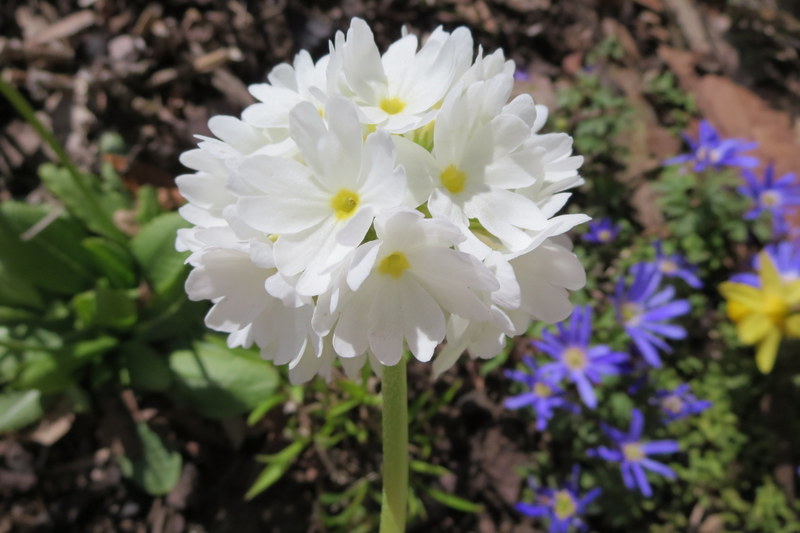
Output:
[613, 263, 691, 368]
[588, 409, 680, 497]
[738, 164, 800, 236]
[582, 218, 621, 244]
[536, 306, 628, 409]
[504, 357, 580, 430]
[664, 120, 758, 172]
[516, 466, 601, 533]
[514, 68, 532, 82]
[653, 384, 712, 423]
[730, 241, 800, 287]
[651, 241, 702, 288]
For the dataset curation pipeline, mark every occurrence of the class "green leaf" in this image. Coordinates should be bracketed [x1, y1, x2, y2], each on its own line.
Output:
[82, 237, 137, 288]
[246, 439, 309, 500]
[410, 460, 451, 477]
[118, 421, 182, 496]
[135, 185, 163, 225]
[424, 487, 483, 513]
[0, 202, 95, 294]
[13, 336, 116, 394]
[0, 390, 44, 433]
[169, 340, 280, 418]
[38, 163, 127, 242]
[130, 213, 190, 295]
[247, 392, 287, 426]
[0, 262, 43, 310]
[120, 342, 172, 392]
[72, 286, 138, 330]
[14, 352, 73, 394]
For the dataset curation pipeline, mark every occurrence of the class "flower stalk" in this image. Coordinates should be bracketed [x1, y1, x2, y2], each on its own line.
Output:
[379, 357, 408, 533]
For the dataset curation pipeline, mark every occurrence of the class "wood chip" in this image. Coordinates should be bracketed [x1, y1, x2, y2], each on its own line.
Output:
[663, 0, 712, 56]
[191, 48, 243, 73]
[211, 68, 255, 108]
[24, 10, 96, 47]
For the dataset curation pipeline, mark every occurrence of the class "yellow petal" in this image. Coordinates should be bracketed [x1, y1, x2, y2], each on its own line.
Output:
[758, 252, 782, 294]
[784, 280, 800, 306]
[785, 314, 800, 338]
[726, 300, 750, 322]
[738, 313, 771, 344]
[755, 327, 782, 373]
[719, 282, 763, 311]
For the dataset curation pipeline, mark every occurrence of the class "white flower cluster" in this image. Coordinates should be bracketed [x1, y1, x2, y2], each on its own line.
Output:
[177, 18, 588, 383]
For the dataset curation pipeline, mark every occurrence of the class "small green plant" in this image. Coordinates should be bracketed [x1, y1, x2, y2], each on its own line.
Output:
[0, 78, 281, 498]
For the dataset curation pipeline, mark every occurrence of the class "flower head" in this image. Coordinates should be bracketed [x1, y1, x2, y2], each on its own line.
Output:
[588, 409, 680, 497]
[719, 251, 800, 373]
[730, 241, 800, 287]
[737, 164, 800, 237]
[176, 18, 588, 381]
[582, 217, 620, 244]
[664, 119, 758, 172]
[650, 241, 702, 288]
[535, 306, 628, 409]
[653, 384, 712, 423]
[613, 263, 691, 367]
[515, 466, 601, 533]
[504, 356, 579, 430]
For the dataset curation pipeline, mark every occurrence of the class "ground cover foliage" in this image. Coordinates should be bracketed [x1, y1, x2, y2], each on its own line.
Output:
[1, 1, 800, 531]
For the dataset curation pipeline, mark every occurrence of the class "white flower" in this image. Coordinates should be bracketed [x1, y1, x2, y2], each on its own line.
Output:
[241, 50, 331, 158]
[234, 96, 406, 296]
[184, 231, 319, 368]
[396, 73, 552, 252]
[177, 17, 590, 382]
[175, 116, 270, 233]
[328, 18, 473, 133]
[327, 209, 498, 366]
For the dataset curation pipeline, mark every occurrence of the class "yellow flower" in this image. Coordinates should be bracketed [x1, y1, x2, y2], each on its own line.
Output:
[719, 252, 800, 373]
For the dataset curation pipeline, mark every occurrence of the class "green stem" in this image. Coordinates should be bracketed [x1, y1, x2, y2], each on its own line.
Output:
[0, 75, 123, 240]
[0, 76, 81, 178]
[379, 358, 408, 533]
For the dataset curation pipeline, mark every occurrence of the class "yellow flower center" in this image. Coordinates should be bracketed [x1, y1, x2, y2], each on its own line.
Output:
[708, 148, 722, 163]
[621, 302, 643, 326]
[763, 293, 789, 325]
[760, 190, 781, 207]
[380, 97, 406, 115]
[598, 229, 612, 242]
[563, 347, 588, 371]
[330, 189, 360, 220]
[440, 164, 467, 194]
[553, 490, 577, 520]
[662, 395, 683, 414]
[660, 260, 678, 274]
[533, 383, 553, 398]
[623, 443, 645, 462]
[378, 252, 410, 278]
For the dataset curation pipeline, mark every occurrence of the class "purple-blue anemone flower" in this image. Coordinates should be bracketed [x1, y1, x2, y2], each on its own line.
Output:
[588, 409, 679, 498]
[504, 357, 580, 430]
[663, 119, 758, 172]
[516, 466, 601, 533]
[651, 241, 702, 288]
[652, 384, 712, 423]
[730, 241, 800, 287]
[582, 218, 621, 244]
[738, 164, 800, 236]
[536, 306, 628, 409]
[613, 263, 691, 368]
